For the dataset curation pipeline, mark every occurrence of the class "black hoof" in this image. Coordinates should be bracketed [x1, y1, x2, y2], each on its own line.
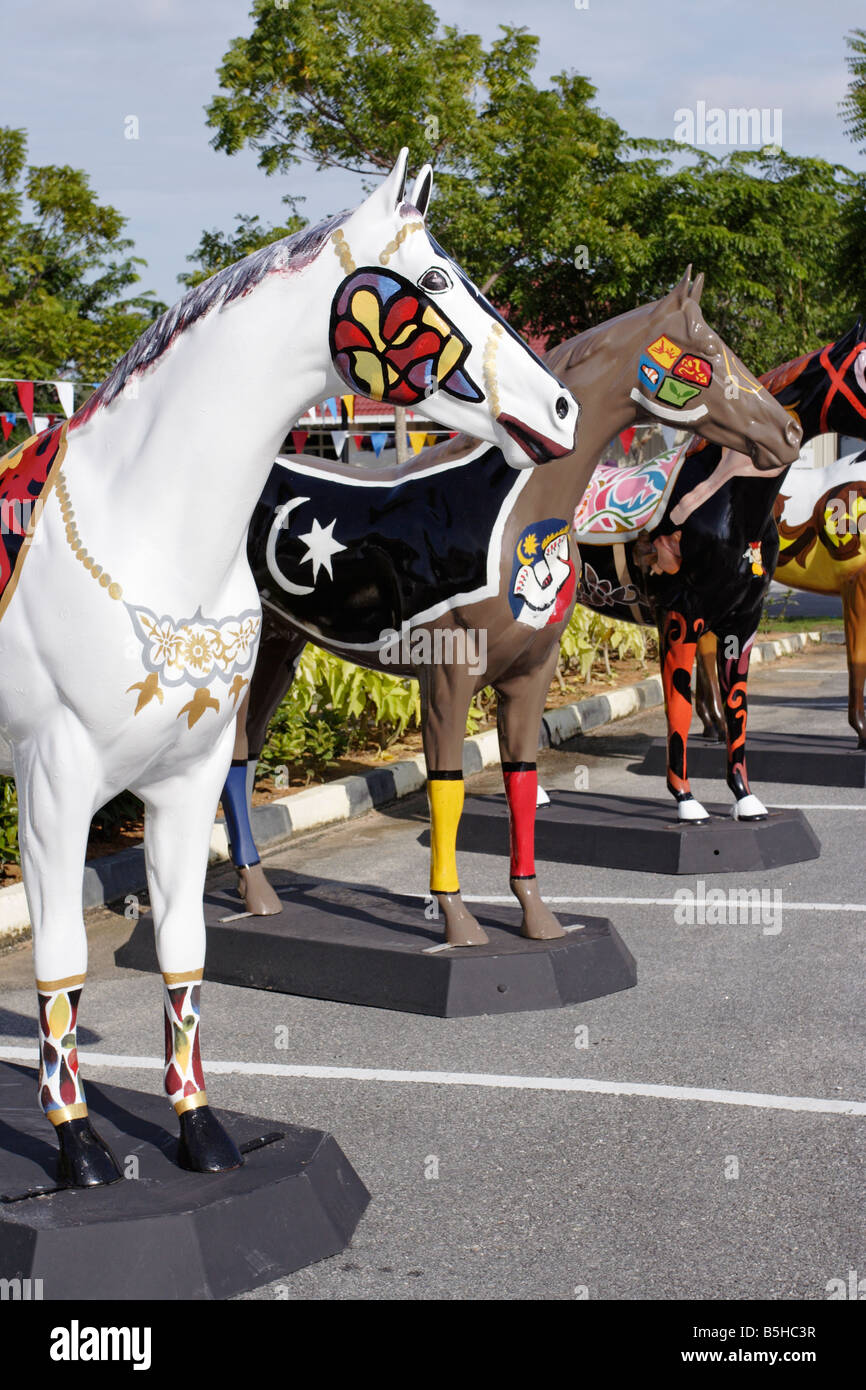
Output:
[56, 1117, 124, 1188]
[177, 1104, 244, 1173]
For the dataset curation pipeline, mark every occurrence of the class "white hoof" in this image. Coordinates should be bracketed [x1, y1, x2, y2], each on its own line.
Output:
[536, 784, 550, 808]
[732, 794, 767, 821]
[678, 797, 710, 822]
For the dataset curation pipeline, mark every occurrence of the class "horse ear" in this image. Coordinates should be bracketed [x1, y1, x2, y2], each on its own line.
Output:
[688, 271, 704, 304]
[368, 148, 410, 216]
[410, 164, 434, 219]
[670, 265, 692, 306]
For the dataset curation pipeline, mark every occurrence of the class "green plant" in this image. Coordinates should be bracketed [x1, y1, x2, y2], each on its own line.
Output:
[0, 776, 19, 865]
[559, 605, 647, 682]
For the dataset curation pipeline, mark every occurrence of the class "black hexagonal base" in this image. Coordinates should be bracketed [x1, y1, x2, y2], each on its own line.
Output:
[637, 732, 866, 787]
[457, 791, 820, 875]
[116, 876, 636, 1018]
[0, 1062, 369, 1300]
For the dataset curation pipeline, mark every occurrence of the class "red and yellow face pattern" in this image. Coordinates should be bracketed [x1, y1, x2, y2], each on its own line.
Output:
[330, 269, 483, 406]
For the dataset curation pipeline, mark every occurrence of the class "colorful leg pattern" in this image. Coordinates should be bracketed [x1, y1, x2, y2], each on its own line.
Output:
[163, 971, 207, 1114]
[716, 625, 766, 819]
[37, 973, 122, 1186]
[659, 610, 708, 821]
[503, 762, 538, 879]
[427, 770, 488, 945]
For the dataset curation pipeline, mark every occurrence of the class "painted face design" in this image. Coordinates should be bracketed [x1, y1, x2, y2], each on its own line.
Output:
[509, 520, 576, 629]
[673, 354, 713, 387]
[636, 337, 713, 414]
[330, 268, 483, 405]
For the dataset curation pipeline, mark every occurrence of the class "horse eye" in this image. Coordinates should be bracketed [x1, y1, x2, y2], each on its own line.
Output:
[419, 267, 451, 294]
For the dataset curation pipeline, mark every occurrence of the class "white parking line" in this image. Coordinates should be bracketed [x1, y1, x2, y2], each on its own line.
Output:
[460, 896, 866, 913]
[0, 1046, 862, 1117]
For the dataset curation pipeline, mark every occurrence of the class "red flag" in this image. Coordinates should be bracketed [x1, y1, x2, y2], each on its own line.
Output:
[16, 381, 34, 429]
[619, 427, 636, 456]
[353, 435, 363, 450]
[1, 416, 13, 443]
[290, 430, 308, 454]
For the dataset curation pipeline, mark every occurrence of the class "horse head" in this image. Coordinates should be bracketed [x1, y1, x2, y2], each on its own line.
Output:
[760, 319, 866, 441]
[626, 268, 802, 471]
[328, 150, 579, 468]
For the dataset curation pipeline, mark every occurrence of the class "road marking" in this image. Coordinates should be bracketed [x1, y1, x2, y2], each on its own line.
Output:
[460, 895, 866, 913]
[766, 804, 866, 811]
[0, 1045, 861, 1117]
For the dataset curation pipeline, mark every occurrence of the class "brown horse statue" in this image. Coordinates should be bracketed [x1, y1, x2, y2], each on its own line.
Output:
[221, 271, 802, 945]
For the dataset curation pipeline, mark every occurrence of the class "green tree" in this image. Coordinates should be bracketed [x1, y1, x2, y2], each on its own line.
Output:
[204, 1, 858, 367]
[839, 30, 866, 321]
[840, 28, 866, 153]
[179, 202, 306, 288]
[0, 127, 164, 417]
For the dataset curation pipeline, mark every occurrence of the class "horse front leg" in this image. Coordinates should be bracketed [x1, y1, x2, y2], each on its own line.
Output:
[16, 729, 123, 1186]
[420, 656, 487, 947]
[716, 621, 767, 820]
[136, 730, 244, 1172]
[841, 566, 866, 748]
[220, 623, 307, 914]
[659, 610, 709, 822]
[695, 632, 725, 740]
[496, 643, 564, 940]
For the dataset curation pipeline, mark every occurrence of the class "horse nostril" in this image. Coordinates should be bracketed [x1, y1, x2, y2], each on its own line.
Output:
[786, 418, 802, 448]
[555, 396, 570, 420]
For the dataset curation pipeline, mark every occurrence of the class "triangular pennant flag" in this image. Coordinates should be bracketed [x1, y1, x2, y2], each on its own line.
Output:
[660, 425, 676, 449]
[342, 395, 355, 422]
[1, 415, 14, 443]
[370, 431, 388, 458]
[53, 381, 74, 417]
[33, 415, 49, 434]
[408, 432, 427, 455]
[323, 396, 338, 419]
[330, 430, 349, 456]
[290, 430, 309, 454]
[352, 435, 364, 450]
[15, 381, 34, 429]
[619, 427, 636, 456]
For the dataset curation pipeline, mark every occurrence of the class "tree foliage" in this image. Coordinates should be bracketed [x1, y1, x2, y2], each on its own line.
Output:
[204, 1, 860, 372]
[0, 127, 163, 388]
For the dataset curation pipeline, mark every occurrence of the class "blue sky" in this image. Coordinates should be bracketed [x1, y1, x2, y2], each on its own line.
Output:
[5, 0, 864, 307]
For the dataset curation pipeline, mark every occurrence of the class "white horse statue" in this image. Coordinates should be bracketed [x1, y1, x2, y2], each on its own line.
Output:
[0, 150, 578, 1186]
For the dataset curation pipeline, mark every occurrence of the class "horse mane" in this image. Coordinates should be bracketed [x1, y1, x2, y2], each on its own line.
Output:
[72, 210, 351, 428]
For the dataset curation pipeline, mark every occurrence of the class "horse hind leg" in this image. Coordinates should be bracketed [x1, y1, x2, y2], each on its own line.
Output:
[221, 623, 307, 914]
[841, 567, 866, 747]
[135, 732, 243, 1173]
[16, 731, 122, 1186]
[695, 632, 725, 741]
[496, 645, 565, 941]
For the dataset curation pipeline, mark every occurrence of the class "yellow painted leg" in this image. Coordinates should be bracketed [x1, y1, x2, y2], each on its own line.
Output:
[427, 772, 488, 946]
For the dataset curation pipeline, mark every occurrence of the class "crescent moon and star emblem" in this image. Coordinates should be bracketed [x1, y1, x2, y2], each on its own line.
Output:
[266, 497, 347, 596]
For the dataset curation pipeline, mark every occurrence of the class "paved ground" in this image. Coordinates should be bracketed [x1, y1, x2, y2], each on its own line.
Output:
[1, 645, 863, 1302]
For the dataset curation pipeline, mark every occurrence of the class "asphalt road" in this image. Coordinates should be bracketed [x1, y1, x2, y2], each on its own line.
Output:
[1, 645, 863, 1302]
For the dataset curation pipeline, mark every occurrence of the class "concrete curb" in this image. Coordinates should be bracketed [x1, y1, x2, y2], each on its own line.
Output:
[0, 628, 827, 942]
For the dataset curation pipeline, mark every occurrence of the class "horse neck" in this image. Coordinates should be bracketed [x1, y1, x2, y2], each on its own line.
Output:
[71, 264, 336, 600]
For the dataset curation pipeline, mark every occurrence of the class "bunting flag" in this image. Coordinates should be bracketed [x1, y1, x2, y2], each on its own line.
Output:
[290, 430, 309, 454]
[660, 425, 677, 449]
[352, 435, 363, 450]
[1, 415, 14, 443]
[15, 381, 34, 430]
[408, 432, 427, 455]
[619, 427, 636, 456]
[370, 431, 388, 457]
[323, 396, 338, 420]
[342, 395, 355, 422]
[53, 381, 74, 418]
[330, 430, 348, 456]
[33, 416, 49, 434]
